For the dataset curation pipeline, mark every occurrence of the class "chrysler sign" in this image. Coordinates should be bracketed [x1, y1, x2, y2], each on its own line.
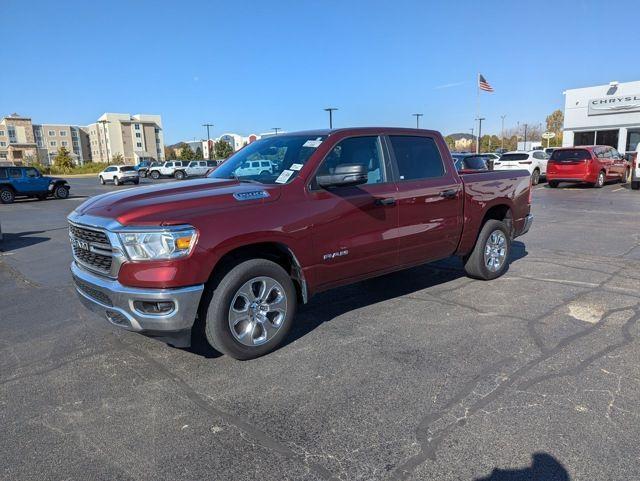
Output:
[588, 94, 640, 116]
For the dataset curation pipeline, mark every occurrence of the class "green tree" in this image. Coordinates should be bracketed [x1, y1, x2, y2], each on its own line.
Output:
[195, 146, 204, 160]
[444, 135, 456, 151]
[111, 153, 124, 164]
[53, 147, 74, 170]
[214, 140, 234, 160]
[179, 145, 194, 160]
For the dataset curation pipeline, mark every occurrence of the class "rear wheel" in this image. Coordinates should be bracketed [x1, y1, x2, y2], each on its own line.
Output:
[139, 170, 147, 178]
[54, 185, 69, 199]
[133, 179, 140, 185]
[204, 259, 297, 360]
[174, 170, 185, 180]
[593, 170, 605, 188]
[622, 168, 630, 184]
[531, 168, 540, 186]
[114, 176, 120, 186]
[548, 180, 559, 188]
[0, 187, 16, 204]
[463, 219, 511, 280]
[632, 180, 640, 190]
[150, 170, 160, 180]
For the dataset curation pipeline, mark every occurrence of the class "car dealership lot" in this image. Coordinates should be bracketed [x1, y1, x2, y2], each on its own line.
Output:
[1, 179, 639, 480]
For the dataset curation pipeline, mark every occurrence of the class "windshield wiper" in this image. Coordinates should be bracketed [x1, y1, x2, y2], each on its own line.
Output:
[226, 174, 261, 184]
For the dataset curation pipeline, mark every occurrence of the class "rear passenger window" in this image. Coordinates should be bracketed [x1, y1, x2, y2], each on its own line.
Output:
[389, 136, 444, 181]
[318, 136, 385, 184]
[9, 168, 22, 178]
[0, 168, 7, 179]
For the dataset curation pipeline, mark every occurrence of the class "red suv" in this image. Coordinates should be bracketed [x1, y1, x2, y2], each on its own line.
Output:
[547, 145, 629, 188]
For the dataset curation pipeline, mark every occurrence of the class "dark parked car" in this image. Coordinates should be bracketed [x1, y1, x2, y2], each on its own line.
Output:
[451, 153, 492, 172]
[0, 166, 70, 204]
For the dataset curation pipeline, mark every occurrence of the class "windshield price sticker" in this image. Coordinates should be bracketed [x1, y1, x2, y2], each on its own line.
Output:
[275, 170, 294, 184]
[303, 140, 322, 148]
[290, 163, 303, 171]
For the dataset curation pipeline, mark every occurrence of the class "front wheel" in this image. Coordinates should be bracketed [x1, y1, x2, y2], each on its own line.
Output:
[0, 187, 15, 204]
[593, 170, 605, 188]
[54, 185, 69, 199]
[463, 219, 511, 280]
[204, 259, 297, 360]
[114, 176, 120, 186]
[531, 168, 540, 186]
[99, 176, 105, 185]
[174, 170, 185, 180]
[150, 170, 160, 180]
[139, 171, 147, 178]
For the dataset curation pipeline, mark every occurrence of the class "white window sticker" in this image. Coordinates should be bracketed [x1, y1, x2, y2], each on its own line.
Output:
[275, 169, 294, 184]
[290, 163, 303, 171]
[303, 139, 322, 148]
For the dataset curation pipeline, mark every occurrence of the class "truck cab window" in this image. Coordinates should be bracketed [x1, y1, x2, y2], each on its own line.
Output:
[389, 136, 444, 181]
[317, 136, 384, 184]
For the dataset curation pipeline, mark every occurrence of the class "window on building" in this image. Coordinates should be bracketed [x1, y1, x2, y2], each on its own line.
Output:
[0, 130, 5, 136]
[389, 135, 445, 181]
[625, 129, 640, 153]
[0, 142, 6, 147]
[60, 131, 67, 136]
[61, 141, 68, 147]
[135, 133, 141, 138]
[155, 128, 160, 133]
[71, 130, 78, 137]
[134, 124, 140, 130]
[73, 141, 79, 147]
[136, 142, 142, 148]
[0, 153, 7, 159]
[37, 141, 43, 147]
[50, 141, 57, 147]
[574, 131, 595, 146]
[48, 130, 56, 136]
[595, 129, 619, 149]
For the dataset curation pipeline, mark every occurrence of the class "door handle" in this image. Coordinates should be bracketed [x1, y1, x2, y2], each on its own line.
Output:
[439, 189, 458, 199]
[375, 197, 396, 206]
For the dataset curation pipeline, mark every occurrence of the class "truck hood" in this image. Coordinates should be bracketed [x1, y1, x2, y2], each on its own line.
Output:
[73, 178, 282, 226]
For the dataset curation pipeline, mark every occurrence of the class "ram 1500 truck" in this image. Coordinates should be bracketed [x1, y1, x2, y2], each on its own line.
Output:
[68, 128, 533, 359]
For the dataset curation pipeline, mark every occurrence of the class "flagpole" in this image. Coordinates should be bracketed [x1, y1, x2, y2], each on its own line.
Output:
[476, 73, 480, 154]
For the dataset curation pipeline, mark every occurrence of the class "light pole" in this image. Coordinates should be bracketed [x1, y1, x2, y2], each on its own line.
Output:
[412, 113, 423, 129]
[523, 123, 529, 149]
[500, 115, 506, 150]
[324, 108, 338, 129]
[272, 127, 281, 135]
[97, 119, 110, 163]
[470, 127, 474, 151]
[202, 123, 213, 160]
[475, 117, 485, 153]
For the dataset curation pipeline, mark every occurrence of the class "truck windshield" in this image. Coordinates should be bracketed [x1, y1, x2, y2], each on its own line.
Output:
[209, 134, 327, 184]
[550, 149, 590, 162]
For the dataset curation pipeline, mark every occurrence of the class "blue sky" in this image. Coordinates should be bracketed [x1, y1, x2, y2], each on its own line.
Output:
[2, 0, 637, 143]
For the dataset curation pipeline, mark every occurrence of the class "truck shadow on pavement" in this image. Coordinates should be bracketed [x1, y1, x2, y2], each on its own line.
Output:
[285, 240, 528, 349]
[475, 452, 570, 481]
[0, 230, 50, 252]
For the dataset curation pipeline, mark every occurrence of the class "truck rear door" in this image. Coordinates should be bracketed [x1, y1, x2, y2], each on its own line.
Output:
[386, 134, 463, 266]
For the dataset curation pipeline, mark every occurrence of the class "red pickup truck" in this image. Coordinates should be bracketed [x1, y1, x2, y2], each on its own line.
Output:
[68, 128, 532, 359]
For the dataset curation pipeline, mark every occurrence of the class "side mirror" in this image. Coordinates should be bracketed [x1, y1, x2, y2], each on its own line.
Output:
[316, 163, 368, 188]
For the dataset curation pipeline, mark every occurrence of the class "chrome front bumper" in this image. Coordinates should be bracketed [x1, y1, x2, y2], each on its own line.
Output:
[71, 261, 204, 347]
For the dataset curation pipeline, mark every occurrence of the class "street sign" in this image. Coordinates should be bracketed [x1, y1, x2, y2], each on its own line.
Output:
[542, 131, 556, 139]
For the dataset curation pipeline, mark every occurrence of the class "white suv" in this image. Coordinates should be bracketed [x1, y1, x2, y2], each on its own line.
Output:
[185, 160, 217, 177]
[235, 159, 276, 177]
[98, 165, 139, 186]
[148, 161, 188, 180]
[493, 150, 549, 185]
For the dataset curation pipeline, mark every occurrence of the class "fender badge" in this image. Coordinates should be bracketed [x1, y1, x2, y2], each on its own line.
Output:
[233, 190, 270, 201]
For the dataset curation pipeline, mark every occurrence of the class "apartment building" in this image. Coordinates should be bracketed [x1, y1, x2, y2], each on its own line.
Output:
[86, 113, 164, 164]
[0, 112, 164, 165]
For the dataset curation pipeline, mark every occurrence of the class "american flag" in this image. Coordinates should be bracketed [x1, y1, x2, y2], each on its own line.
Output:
[478, 74, 494, 93]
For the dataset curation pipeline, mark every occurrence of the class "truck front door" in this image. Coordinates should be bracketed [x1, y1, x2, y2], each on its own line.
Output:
[308, 135, 399, 289]
[386, 134, 463, 266]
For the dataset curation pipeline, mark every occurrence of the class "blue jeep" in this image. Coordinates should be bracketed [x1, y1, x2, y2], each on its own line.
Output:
[0, 166, 70, 204]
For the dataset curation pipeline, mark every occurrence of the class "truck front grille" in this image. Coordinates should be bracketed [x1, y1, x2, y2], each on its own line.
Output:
[69, 223, 113, 275]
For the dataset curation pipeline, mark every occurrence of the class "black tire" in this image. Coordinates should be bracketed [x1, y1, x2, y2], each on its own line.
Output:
[54, 185, 69, 199]
[593, 170, 605, 188]
[139, 171, 147, 178]
[531, 168, 540, 186]
[548, 180, 559, 188]
[204, 259, 297, 360]
[99, 176, 105, 185]
[260, 170, 269, 176]
[632, 180, 640, 190]
[463, 219, 511, 280]
[114, 176, 120, 186]
[622, 168, 630, 184]
[133, 179, 140, 185]
[174, 170, 185, 180]
[150, 170, 160, 180]
[0, 186, 15, 204]
[37, 193, 49, 201]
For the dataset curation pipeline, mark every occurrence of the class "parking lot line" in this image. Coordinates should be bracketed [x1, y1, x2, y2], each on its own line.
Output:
[611, 187, 625, 192]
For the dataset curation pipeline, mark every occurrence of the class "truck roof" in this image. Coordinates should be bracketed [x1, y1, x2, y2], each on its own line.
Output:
[274, 127, 442, 137]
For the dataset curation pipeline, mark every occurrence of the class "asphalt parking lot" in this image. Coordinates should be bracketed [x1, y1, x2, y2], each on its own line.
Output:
[1, 177, 639, 481]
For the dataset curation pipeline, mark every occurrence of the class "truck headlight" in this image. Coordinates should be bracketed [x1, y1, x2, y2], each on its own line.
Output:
[118, 227, 197, 260]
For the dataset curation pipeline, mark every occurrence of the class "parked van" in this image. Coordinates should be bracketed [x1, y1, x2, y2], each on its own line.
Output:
[546, 146, 629, 188]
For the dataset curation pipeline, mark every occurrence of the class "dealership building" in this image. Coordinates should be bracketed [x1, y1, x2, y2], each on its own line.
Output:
[563, 80, 640, 154]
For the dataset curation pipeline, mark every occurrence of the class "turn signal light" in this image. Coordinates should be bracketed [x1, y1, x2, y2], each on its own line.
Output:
[175, 236, 193, 250]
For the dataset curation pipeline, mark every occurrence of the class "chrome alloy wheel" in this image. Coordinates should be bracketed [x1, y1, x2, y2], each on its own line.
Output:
[228, 276, 287, 346]
[484, 230, 507, 272]
[1, 190, 13, 202]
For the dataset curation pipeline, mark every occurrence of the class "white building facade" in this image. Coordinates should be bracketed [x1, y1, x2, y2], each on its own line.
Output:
[563, 80, 640, 154]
